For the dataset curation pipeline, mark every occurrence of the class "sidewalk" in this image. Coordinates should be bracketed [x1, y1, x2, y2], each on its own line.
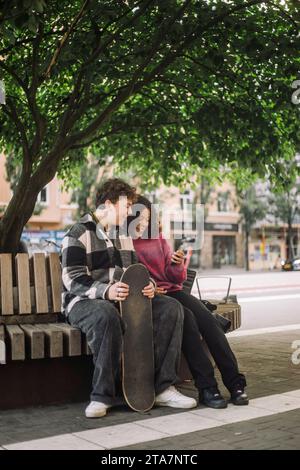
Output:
[0, 325, 300, 450]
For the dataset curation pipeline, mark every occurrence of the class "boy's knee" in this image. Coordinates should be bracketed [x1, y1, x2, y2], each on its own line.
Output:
[93, 300, 120, 327]
[163, 297, 184, 323]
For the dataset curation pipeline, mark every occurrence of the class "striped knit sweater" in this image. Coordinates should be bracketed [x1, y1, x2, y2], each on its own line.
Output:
[61, 213, 138, 315]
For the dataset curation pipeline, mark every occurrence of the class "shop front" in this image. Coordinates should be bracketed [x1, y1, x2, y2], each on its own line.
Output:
[200, 222, 243, 269]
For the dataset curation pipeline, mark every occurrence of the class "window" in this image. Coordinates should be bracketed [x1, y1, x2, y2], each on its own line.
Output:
[217, 192, 230, 212]
[180, 190, 193, 210]
[179, 191, 193, 231]
[37, 186, 49, 205]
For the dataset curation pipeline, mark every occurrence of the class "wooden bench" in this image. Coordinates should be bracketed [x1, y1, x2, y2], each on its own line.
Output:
[0, 252, 94, 409]
[0, 253, 241, 408]
[0, 253, 92, 362]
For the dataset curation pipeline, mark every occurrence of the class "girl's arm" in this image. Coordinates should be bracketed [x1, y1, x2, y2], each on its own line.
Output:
[161, 236, 187, 284]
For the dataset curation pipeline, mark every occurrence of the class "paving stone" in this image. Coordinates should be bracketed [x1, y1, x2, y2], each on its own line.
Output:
[3, 434, 103, 450]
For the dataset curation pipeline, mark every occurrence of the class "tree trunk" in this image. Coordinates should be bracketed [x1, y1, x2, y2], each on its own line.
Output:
[286, 220, 294, 260]
[0, 190, 38, 254]
[245, 229, 250, 271]
[0, 162, 57, 254]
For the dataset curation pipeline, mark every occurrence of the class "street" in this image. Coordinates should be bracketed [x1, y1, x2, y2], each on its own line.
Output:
[192, 270, 300, 330]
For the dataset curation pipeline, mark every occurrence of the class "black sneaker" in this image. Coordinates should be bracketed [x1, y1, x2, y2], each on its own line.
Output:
[230, 385, 249, 406]
[199, 387, 227, 409]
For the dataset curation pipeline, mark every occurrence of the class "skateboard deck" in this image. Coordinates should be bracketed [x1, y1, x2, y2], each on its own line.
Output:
[119, 263, 155, 412]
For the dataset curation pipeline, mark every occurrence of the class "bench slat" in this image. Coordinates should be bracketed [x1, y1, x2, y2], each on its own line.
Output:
[182, 269, 196, 294]
[6, 324, 25, 361]
[15, 254, 31, 314]
[35, 323, 63, 358]
[48, 253, 62, 313]
[33, 253, 49, 313]
[0, 312, 62, 325]
[52, 323, 82, 356]
[0, 325, 6, 364]
[0, 254, 14, 315]
[20, 324, 45, 359]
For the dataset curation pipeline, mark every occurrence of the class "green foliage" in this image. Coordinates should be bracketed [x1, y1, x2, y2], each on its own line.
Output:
[268, 159, 300, 226]
[0, 0, 299, 194]
[70, 154, 100, 216]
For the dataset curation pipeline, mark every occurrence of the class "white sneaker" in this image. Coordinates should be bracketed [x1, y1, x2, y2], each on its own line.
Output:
[155, 386, 197, 409]
[85, 401, 112, 418]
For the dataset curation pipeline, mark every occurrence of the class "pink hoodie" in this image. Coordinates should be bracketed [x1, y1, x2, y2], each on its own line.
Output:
[133, 234, 189, 292]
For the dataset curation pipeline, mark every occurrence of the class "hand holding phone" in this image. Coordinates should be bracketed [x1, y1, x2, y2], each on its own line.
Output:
[171, 249, 185, 265]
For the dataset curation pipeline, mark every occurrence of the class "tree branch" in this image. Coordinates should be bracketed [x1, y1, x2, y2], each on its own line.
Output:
[0, 60, 27, 91]
[133, 0, 266, 94]
[28, 21, 46, 158]
[155, 76, 210, 105]
[1, 24, 46, 160]
[0, 29, 70, 57]
[183, 54, 287, 139]
[3, 100, 30, 164]
[100, 0, 146, 35]
[268, 1, 299, 32]
[44, 0, 90, 79]
[65, 0, 192, 145]
[69, 118, 193, 150]
[53, 0, 157, 141]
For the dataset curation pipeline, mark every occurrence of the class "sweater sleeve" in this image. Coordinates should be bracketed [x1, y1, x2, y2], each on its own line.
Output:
[161, 236, 187, 284]
[61, 234, 111, 300]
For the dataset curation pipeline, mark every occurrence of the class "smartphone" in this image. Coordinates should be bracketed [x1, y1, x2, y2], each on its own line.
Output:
[177, 243, 188, 255]
[171, 244, 186, 264]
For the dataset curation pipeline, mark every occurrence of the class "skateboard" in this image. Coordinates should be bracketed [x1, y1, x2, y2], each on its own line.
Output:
[119, 263, 155, 412]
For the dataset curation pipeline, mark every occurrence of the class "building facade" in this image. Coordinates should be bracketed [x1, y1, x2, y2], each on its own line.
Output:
[149, 182, 244, 270]
[0, 154, 78, 247]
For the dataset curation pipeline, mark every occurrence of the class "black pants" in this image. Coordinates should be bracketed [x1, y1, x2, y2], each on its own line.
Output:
[167, 290, 246, 392]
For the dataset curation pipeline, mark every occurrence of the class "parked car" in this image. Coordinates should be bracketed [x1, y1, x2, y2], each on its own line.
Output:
[281, 258, 300, 271]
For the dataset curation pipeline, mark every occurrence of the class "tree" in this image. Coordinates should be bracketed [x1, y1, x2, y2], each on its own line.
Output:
[70, 153, 100, 218]
[0, 0, 299, 252]
[268, 159, 300, 260]
[237, 185, 267, 271]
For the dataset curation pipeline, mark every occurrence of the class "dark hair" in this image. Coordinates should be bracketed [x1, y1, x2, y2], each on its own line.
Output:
[95, 178, 137, 208]
[127, 194, 160, 239]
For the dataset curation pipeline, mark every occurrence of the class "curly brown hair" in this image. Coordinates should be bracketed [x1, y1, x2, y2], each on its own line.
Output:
[95, 178, 137, 207]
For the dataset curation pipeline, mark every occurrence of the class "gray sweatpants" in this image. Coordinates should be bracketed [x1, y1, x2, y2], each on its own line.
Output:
[67, 295, 184, 404]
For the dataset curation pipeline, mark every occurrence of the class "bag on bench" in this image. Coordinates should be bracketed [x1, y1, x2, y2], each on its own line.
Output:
[201, 300, 231, 333]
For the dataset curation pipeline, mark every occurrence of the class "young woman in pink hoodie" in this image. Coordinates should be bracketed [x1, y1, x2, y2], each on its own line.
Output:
[129, 195, 248, 409]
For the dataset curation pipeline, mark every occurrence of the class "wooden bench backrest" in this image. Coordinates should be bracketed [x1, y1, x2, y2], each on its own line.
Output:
[0, 253, 92, 362]
[0, 253, 62, 323]
[0, 253, 197, 321]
